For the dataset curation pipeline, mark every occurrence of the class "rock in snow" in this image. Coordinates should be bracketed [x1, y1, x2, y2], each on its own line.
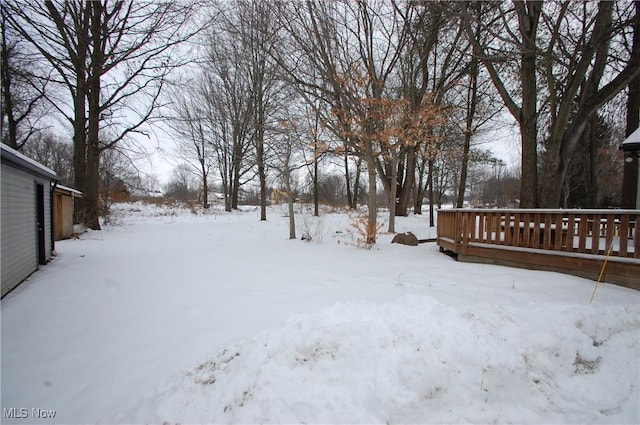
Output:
[391, 231, 419, 246]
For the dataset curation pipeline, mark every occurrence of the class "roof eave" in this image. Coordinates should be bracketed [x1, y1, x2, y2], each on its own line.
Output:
[1, 144, 58, 181]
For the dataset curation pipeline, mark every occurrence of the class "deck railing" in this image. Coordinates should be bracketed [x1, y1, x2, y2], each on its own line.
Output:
[437, 209, 640, 288]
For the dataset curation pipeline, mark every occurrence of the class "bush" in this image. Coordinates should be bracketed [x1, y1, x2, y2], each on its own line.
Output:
[344, 212, 385, 249]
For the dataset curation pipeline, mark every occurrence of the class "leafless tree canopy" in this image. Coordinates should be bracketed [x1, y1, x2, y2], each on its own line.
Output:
[3, 0, 203, 228]
[3, 0, 637, 237]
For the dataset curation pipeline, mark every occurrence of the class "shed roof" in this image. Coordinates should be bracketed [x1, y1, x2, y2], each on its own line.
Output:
[1, 143, 58, 180]
[55, 184, 84, 197]
[621, 127, 640, 151]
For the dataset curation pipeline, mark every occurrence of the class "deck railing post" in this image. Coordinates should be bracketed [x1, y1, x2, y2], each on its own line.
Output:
[566, 214, 575, 252]
[633, 214, 640, 258]
[592, 214, 601, 255]
[461, 211, 469, 255]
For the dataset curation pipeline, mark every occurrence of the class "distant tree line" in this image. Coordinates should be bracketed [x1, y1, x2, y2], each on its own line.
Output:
[2, 1, 638, 242]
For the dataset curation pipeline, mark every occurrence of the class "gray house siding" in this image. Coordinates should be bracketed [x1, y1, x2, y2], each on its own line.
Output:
[1, 145, 57, 298]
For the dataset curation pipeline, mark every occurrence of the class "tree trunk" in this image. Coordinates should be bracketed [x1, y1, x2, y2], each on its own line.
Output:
[201, 161, 209, 209]
[585, 119, 599, 208]
[396, 145, 416, 216]
[456, 133, 471, 208]
[224, 164, 232, 212]
[457, 54, 479, 208]
[73, 16, 89, 224]
[231, 127, 243, 209]
[623, 0, 639, 209]
[414, 157, 427, 214]
[353, 157, 362, 209]
[539, 135, 564, 207]
[73, 75, 88, 200]
[313, 144, 319, 216]
[387, 148, 398, 233]
[288, 192, 295, 239]
[467, 2, 540, 208]
[256, 95, 267, 221]
[231, 159, 241, 210]
[365, 144, 377, 244]
[285, 164, 295, 240]
[628, 0, 640, 137]
[520, 123, 539, 208]
[258, 149, 266, 220]
[344, 149, 353, 209]
[283, 144, 296, 239]
[414, 181, 423, 214]
[225, 193, 231, 212]
[518, 2, 540, 208]
[85, 0, 103, 230]
[427, 157, 435, 227]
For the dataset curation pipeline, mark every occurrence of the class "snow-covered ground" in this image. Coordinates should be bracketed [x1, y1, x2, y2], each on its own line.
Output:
[1, 202, 638, 424]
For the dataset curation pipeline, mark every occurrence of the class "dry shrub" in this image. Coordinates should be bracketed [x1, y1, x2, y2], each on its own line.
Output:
[186, 200, 199, 215]
[298, 214, 326, 243]
[343, 212, 385, 249]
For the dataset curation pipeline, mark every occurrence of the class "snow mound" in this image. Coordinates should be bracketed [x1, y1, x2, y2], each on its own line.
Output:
[119, 297, 639, 424]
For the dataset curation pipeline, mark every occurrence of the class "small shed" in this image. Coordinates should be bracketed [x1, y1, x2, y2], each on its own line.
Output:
[1, 143, 58, 298]
[621, 127, 640, 209]
[54, 185, 83, 241]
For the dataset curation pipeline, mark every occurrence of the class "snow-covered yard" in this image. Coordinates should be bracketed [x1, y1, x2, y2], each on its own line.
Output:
[1, 202, 638, 424]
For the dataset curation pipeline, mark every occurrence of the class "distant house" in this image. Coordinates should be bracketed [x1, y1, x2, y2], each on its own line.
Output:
[1, 144, 58, 298]
[621, 127, 640, 209]
[207, 192, 225, 202]
[53, 185, 83, 241]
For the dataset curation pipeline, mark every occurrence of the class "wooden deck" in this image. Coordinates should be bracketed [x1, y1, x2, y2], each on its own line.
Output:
[437, 209, 640, 290]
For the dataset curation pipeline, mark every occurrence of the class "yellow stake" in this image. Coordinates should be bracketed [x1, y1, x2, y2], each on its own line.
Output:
[590, 225, 617, 304]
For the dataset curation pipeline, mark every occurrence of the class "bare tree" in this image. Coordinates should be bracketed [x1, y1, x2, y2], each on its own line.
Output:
[0, 8, 50, 151]
[165, 163, 198, 202]
[206, 0, 284, 219]
[202, 23, 257, 212]
[622, 0, 639, 208]
[394, 1, 463, 219]
[274, 0, 411, 243]
[5, 1, 203, 228]
[461, 1, 639, 208]
[243, 0, 283, 222]
[166, 78, 214, 208]
[21, 132, 74, 186]
[297, 102, 330, 217]
[4, 1, 92, 201]
[447, 2, 505, 209]
[628, 0, 640, 137]
[272, 119, 303, 240]
[460, 1, 541, 208]
[99, 145, 142, 215]
[537, 1, 640, 207]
